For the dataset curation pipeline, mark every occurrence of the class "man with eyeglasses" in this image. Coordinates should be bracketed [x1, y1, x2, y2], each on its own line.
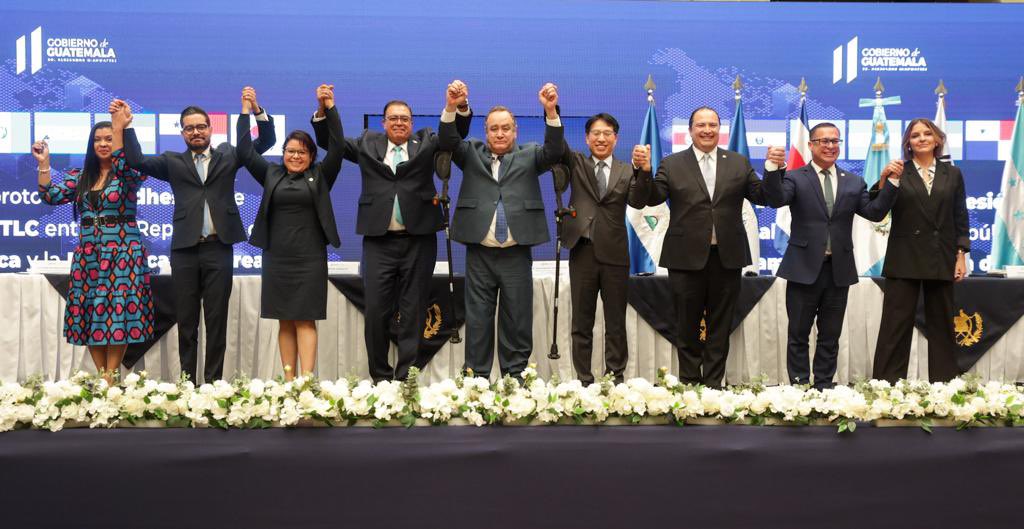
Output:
[438, 82, 564, 380]
[117, 87, 276, 385]
[554, 113, 647, 384]
[763, 122, 899, 389]
[310, 82, 472, 382]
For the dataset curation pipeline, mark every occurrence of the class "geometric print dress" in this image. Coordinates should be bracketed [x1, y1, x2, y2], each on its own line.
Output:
[38, 149, 154, 346]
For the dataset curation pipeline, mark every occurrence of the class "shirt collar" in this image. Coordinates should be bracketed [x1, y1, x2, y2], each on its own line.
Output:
[913, 159, 936, 175]
[592, 155, 613, 167]
[694, 146, 717, 160]
[192, 146, 212, 160]
[810, 160, 836, 177]
[387, 140, 408, 153]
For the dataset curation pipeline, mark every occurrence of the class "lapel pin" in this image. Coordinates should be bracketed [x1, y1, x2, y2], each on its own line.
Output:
[308, 177, 314, 182]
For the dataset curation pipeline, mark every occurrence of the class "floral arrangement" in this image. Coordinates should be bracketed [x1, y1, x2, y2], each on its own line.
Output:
[2, 367, 1022, 433]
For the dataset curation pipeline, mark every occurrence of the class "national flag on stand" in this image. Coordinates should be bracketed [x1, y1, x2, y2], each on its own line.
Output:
[934, 80, 952, 163]
[726, 81, 761, 275]
[989, 86, 1024, 272]
[774, 90, 812, 255]
[852, 79, 901, 276]
[626, 78, 670, 275]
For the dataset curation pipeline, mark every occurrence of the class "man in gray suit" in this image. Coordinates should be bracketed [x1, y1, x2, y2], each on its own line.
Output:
[439, 82, 564, 379]
[556, 113, 647, 384]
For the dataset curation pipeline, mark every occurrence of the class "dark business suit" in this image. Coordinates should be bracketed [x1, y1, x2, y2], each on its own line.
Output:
[311, 112, 471, 382]
[764, 163, 897, 388]
[439, 117, 564, 378]
[123, 114, 276, 384]
[872, 161, 969, 383]
[556, 148, 647, 384]
[635, 146, 778, 387]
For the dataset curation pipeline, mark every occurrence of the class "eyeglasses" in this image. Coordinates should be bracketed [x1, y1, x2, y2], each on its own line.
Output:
[385, 115, 411, 123]
[284, 149, 310, 157]
[588, 130, 616, 138]
[810, 139, 843, 146]
[181, 124, 209, 134]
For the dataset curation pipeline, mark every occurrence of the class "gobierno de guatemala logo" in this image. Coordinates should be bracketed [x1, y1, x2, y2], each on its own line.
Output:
[15, 26, 117, 75]
[832, 36, 928, 84]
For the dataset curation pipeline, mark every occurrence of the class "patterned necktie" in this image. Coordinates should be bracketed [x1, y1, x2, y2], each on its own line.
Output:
[392, 146, 404, 225]
[492, 155, 507, 243]
[923, 166, 934, 195]
[822, 168, 834, 254]
[195, 152, 212, 237]
[596, 160, 608, 198]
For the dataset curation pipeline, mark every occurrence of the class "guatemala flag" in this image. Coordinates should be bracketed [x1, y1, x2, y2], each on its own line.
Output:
[626, 101, 669, 275]
[852, 91, 900, 276]
[990, 97, 1024, 272]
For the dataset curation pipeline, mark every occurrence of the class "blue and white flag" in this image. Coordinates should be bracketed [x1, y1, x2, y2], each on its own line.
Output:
[626, 101, 669, 275]
[990, 97, 1024, 271]
[726, 95, 762, 275]
[853, 90, 900, 276]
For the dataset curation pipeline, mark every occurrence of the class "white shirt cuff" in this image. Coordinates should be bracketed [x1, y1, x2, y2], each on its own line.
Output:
[887, 177, 900, 187]
[255, 109, 269, 121]
[764, 160, 785, 172]
[545, 116, 562, 127]
[440, 109, 457, 123]
[311, 111, 326, 123]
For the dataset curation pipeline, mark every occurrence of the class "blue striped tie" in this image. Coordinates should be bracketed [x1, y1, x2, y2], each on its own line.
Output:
[492, 155, 507, 243]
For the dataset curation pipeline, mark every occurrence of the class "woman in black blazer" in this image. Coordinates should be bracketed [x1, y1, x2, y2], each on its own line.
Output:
[872, 117, 969, 383]
[237, 85, 343, 380]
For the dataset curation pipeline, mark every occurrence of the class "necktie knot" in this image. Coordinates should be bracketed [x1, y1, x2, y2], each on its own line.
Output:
[194, 153, 205, 163]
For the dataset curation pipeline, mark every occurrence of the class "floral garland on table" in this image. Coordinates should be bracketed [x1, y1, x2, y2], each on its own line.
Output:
[2, 367, 1023, 433]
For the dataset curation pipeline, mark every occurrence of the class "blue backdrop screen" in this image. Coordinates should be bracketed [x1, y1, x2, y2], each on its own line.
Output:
[1, 1, 1021, 274]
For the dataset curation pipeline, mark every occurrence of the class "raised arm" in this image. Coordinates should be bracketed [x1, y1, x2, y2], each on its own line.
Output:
[237, 87, 272, 186]
[631, 144, 667, 206]
[246, 87, 277, 155]
[109, 98, 169, 181]
[439, 79, 472, 166]
[311, 99, 357, 163]
[109, 101, 147, 191]
[315, 84, 344, 189]
[533, 82, 565, 171]
[32, 138, 75, 205]
[761, 146, 792, 208]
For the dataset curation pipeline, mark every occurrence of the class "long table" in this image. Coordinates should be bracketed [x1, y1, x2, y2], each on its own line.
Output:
[2, 273, 1023, 384]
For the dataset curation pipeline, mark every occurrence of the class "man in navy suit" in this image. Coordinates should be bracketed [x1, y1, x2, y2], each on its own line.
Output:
[763, 123, 899, 389]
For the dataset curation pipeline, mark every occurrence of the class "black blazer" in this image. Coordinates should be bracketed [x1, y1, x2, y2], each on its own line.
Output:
[556, 147, 647, 266]
[123, 114, 276, 250]
[635, 146, 777, 270]
[238, 105, 344, 249]
[311, 112, 472, 236]
[876, 161, 969, 280]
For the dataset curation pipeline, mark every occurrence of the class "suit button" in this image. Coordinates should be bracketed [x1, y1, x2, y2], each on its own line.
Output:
[914, 229, 920, 235]
[933, 230, 939, 236]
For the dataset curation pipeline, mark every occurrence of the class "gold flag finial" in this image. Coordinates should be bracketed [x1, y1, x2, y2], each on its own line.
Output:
[935, 79, 948, 97]
[732, 75, 743, 92]
[797, 77, 808, 96]
[1016, 76, 1024, 94]
[644, 74, 656, 93]
[873, 77, 885, 95]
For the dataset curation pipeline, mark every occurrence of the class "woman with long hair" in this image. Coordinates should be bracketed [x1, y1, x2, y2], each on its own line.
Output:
[872, 117, 969, 383]
[33, 104, 154, 384]
[236, 85, 343, 380]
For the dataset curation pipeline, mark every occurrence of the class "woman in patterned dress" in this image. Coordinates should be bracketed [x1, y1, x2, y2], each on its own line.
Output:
[33, 106, 154, 384]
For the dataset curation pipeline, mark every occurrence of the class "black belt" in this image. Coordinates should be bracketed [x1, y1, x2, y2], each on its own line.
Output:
[383, 230, 411, 238]
[81, 215, 136, 227]
[198, 234, 219, 243]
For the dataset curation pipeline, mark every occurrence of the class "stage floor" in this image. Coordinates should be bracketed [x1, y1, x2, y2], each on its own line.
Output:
[1, 425, 1020, 529]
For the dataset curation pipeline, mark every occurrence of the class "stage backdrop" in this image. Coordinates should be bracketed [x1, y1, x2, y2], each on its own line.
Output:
[1, 0, 1022, 274]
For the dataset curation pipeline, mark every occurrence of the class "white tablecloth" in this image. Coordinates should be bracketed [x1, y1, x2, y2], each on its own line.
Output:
[2, 274, 1022, 384]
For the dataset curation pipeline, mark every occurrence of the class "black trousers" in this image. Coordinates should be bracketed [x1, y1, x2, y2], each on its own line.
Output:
[170, 240, 233, 384]
[362, 233, 437, 383]
[785, 257, 848, 389]
[872, 277, 961, 383]
[669, 247, 740, 388]
[463, 244, 533, 379]
[569, 240, 628, 384]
